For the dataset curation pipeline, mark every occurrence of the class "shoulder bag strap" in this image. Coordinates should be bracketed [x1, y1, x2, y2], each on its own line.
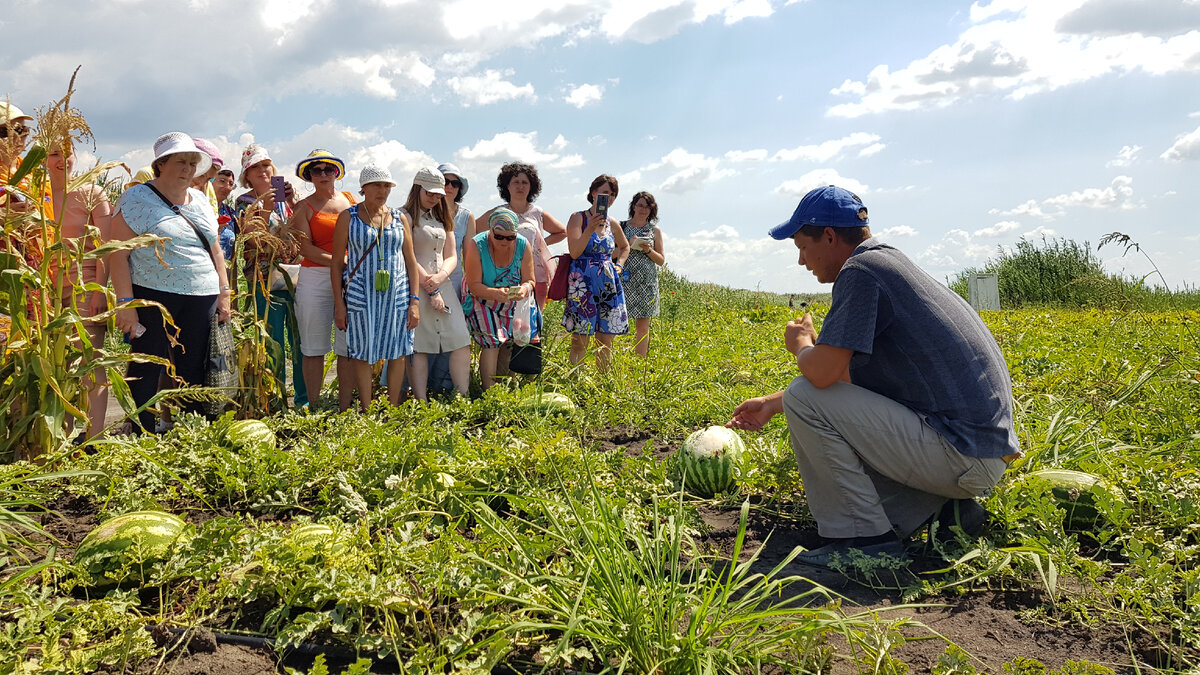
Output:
[343, 205, 380, 286]
[142, 182, 218, 269]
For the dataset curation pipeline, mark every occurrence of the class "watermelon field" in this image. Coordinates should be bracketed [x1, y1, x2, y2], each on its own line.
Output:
[3, 268, 1200, 674]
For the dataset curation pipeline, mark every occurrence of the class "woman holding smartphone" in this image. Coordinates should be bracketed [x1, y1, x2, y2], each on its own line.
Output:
[561, 174, 629, 372]
[620, 191, 665, 357]
[237, 144, 307, 411]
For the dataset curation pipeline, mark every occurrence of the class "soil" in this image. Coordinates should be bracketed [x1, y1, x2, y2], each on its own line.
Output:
[34, 428, 1192, 673]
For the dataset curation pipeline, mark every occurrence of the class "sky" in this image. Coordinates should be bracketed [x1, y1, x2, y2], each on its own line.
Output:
[4, 0, 1199, 294]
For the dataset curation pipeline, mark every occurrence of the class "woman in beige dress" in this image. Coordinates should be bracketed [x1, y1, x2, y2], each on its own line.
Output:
[404, 167, 471, 399]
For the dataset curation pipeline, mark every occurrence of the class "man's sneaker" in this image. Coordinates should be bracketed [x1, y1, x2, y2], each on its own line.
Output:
[934, 498, 990, 541]
[797, 535, 906, 568]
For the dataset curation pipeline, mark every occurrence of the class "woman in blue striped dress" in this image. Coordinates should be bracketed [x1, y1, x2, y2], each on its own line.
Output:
[331, 164, 420, 411]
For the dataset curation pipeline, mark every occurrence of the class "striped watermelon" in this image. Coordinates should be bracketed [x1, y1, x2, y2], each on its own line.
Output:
[1027, 469, 1126, 530]
[226, 419, 276, 451]
[678, 426, 744, 497]
[518, 391, 575, 415]
[74, 511, 190, 585]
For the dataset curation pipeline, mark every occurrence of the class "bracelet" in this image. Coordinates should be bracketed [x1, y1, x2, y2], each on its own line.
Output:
[430, 288, 441, 296]
[409, 294, 420, 300]
[118, 296, 134, 303]
[219, 284, 231, 291]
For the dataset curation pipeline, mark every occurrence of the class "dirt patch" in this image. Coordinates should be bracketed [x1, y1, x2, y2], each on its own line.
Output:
[587, 423, 676, 460]
[692, 502, 1177, 672]
[136, 643, 278, 674]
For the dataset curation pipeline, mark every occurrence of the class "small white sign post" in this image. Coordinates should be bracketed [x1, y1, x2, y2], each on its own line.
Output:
[968, 273, 1000, 311]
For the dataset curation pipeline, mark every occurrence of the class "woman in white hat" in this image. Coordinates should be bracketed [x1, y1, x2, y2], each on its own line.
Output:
[1, 102, 36, 212]
[331, 164, 420, 411]
[291, 149, 356, 409]
[107, 132, 233, 433]
[236, 143, 308, 411]
[403, 167, 471, 400]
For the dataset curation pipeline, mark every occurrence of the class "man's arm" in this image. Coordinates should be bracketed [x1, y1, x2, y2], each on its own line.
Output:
[727, 391, 785, 431]
[786, 314, 853, 388]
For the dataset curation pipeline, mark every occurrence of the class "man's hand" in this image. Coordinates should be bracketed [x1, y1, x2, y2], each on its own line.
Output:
[785, 313, 817, 355]
[727, 394, 783, 432]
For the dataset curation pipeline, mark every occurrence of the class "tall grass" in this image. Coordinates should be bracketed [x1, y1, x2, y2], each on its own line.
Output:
[950, 236, 1200, 310]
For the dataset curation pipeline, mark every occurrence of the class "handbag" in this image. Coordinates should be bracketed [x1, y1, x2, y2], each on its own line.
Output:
[269, 262, 301, 292]
[547, 253, 572, 301]
[143, 183, 238, 416]
[507, 300, 543, 375]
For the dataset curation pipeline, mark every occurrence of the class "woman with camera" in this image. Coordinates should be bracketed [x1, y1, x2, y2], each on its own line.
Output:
[331, 164, 420, 411]
[561, 174, 630, 372]
[461, 208, 537, 391]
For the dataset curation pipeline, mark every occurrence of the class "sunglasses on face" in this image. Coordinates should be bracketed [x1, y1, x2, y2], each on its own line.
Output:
[309, 165, 338, 176]
[446, 179, 463, 189]
[0, 125, 31, 139]
[492, 232, 517, 241]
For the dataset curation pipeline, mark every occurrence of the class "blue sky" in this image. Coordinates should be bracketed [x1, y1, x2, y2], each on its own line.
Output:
[5, 0, 1199, 294]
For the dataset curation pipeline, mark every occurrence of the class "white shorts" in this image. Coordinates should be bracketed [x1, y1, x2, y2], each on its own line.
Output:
[295, 266, 347, 357]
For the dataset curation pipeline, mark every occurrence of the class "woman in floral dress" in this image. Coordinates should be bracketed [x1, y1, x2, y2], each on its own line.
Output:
[562, 174, 630, 372]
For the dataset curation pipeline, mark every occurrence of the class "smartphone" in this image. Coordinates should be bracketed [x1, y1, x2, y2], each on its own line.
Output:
[271, 175, 287, 202]
[595, 193, 609, 218]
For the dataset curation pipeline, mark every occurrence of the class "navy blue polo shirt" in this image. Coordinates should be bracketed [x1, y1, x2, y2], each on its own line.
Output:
[816, 238, 1020, 459]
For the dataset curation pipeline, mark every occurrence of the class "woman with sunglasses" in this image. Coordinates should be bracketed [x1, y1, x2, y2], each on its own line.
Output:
[0, 102, 36, 214]
[462, 208, 537, 391]
[331, 164, 420, 411]
[562, 174, 630, 372]
[291, 149, 356, 409]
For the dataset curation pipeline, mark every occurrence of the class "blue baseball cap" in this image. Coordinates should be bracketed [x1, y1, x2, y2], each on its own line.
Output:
[769, 185, 869, 240]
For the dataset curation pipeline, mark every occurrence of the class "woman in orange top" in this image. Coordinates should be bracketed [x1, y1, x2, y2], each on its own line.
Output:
[290, 149, 355, 409]
[46, 142, 113, 440]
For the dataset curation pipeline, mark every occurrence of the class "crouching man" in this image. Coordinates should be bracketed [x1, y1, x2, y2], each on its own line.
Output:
[728, 186, 1021, 566]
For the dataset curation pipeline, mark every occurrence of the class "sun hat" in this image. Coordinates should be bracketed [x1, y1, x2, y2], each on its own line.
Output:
[436, 162, 468, 198]
[153, 132, 213, 176]
[240, 144, 271, 174]
[768, 185, 869, 240]
[191, 137, 223, 169]
[1, 102, 33, 126]
[296, 148, 346, 181]
[413, 166, 446, 195]
[216, 165, 235, 176]
[359, 163, 395, 188]
[488, 207, 519, 232]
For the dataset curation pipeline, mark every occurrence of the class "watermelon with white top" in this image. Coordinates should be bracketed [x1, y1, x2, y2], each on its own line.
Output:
[677, 426, 745, 497]
[73, 510, 190, 585]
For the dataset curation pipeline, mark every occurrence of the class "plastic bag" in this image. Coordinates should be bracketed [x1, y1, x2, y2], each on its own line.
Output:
[512, 293, 534, 346]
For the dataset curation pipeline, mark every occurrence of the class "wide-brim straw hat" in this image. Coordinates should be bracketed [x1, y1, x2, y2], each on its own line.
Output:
[1, 102, 33, 126]
[296, 148, 346, 181]
[153, 132, 213, 176]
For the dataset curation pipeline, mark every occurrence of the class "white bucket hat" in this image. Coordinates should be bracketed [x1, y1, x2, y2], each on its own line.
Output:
[413, 166, 445, 195]
[1, 102, 33, 126]
[153, 131, 212, 176]
[359, 163, 395, 189]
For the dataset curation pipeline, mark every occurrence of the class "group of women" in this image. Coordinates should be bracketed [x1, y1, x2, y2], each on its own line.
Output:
[7, 118, 667, 433]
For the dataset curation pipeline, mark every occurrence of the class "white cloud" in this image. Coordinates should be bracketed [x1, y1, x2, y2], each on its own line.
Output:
[627, 148, 736, 194]
[1106, 144, 1142, 167]
[875, 225, 917, 239]
[974, 220, 1022, 237]
[664, 227, 800, 292]
[989, 199, 1051, 220]
[565, 83, 604, 108]
[772, 132, 883, 162]
[1043, 175, 1137, 211]
[829, 1, 1200, 118]
[550, 154, 586, 169]
[447, 69, 536, 106]
[774, 169, 868, 198]
[457, 131, 560, 164]
[724, 0, 773, 24]
[1160, 124, 1200, 160]
[725, 149, 769, 162]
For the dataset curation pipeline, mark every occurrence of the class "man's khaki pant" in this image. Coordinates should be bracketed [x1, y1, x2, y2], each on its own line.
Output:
[783, 378, 1007, 538]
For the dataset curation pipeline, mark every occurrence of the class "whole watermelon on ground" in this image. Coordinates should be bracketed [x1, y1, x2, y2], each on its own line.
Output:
[518, 391, 575, 415]
[1026, 469, 1126, 530]
[73, 511, 190, 585]
[677, 426, 745, 497]
[225, 419, 277, 451]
